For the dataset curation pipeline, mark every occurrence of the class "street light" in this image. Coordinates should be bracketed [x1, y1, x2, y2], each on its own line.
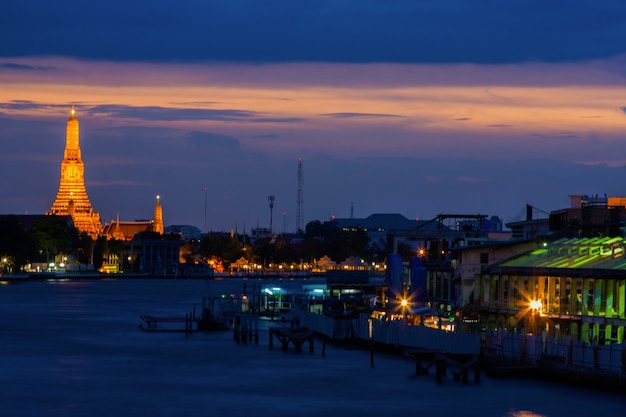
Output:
[401, 298, 408, 321]
[530, 300, 542, 313]
[529, 300, 542, 334]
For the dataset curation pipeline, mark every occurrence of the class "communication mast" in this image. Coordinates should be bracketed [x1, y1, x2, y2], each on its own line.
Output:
[296, 157, 304, 234]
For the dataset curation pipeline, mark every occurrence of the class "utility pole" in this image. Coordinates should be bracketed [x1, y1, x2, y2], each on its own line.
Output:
[268, 195, 275, 234]
[296, 158, 303, 235]
[203, 186, 208, 233]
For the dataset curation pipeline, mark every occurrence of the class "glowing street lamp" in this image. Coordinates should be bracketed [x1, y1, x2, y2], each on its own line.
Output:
[529, 300, 542, 334]
[401, 298, 408, 321]
[530, 300, 542, 313]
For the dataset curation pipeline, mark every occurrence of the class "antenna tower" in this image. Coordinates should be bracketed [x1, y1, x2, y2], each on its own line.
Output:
[296, 157, 304, 234]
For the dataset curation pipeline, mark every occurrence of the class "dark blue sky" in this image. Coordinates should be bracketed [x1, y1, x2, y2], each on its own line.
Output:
[3, 1, 626, 64]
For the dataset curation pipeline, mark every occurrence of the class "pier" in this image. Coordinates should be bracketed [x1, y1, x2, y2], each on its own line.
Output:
[402, 349, 480, 382]
[139, 314, 195, 336]
[269, 326, 315, 352]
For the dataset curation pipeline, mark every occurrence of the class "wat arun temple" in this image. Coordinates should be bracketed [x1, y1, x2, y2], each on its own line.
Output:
[48, 106, 163, 240]
[48, 106, 103, 238]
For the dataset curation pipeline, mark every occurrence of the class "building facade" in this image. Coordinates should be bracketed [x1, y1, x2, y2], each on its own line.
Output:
[475, 236, 626, 345]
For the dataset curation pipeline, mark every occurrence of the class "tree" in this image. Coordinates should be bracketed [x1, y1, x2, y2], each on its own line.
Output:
[301, 220, 372, 263]
[199, 233, 244, 266]
[31, 216, 78, 264]
[0, 215, 37, 269]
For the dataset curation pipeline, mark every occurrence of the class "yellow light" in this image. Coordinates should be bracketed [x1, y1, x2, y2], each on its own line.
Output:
[401, 299, 408, 307]
[530, 300, 542, 310]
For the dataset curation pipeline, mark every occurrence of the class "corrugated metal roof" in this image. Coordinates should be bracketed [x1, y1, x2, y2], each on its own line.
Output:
[496, 236, 626, 271]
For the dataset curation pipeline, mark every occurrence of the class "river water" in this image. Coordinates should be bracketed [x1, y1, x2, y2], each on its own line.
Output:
[0, 277, 624, 417]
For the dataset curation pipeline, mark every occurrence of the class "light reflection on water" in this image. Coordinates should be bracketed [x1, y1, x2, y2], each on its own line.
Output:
[0, 278, 624, 417]
[507, 412, 546, 417]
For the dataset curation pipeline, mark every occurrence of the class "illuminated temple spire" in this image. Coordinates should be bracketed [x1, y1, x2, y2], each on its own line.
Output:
[152, 195, 164, 234]
[49, 106, 102, 238]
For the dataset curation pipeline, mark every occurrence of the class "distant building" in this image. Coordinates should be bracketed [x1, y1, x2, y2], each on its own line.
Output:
[164, 225, 203, 241]
[48, 106, 102, 238]
[549, 194, 626, 238]
[102, 196, 165, 241]
[505, 205, 550, 240]
[326, 213, 424, 251]
[125, 231, 184, 276]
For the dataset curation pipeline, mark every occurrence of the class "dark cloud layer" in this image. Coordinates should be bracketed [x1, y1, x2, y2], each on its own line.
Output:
[2, 1, 625, 64]
[89, 105, 257, 122]
[321, 113, 401, 119]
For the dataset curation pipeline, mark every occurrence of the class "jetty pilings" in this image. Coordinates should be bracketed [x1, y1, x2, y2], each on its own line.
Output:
[269, 326, 315, 352]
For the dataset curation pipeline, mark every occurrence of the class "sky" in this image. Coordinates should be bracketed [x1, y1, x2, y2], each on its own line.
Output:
[2, 1, 626, 233]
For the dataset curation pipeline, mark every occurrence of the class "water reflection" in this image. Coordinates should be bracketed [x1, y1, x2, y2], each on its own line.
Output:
[507, 411, 546, 417]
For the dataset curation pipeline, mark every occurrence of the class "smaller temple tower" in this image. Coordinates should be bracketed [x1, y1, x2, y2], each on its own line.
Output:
[152, 195, 164, 234]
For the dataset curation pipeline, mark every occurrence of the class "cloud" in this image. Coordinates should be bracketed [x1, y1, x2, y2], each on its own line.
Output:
[88, 180, 153, 187]
[251, 134, 280, 139]
[0, 100, 59, 112]
[575, 160, 626, 168]
[185, 131, 240, 152]
[532, 133, 578, 140]
[458, 176, 491, 183]
[250, 117, 305, 123]
[0, 62, 55, 71]
[321, 112, 402, 119]
[89, 104, 257, 122]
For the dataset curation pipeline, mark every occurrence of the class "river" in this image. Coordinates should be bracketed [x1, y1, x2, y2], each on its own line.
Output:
[0, 277, 623, 417]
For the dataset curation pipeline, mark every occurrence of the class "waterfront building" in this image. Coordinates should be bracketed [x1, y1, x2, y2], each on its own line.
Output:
[125, 231, 184, 276]
[446, 239, 538, 308]
[475, 236, 626, 344]
[48, 106, 102, 238]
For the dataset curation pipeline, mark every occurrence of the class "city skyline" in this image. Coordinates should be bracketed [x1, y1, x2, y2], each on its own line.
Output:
[2, 1, 626, 232]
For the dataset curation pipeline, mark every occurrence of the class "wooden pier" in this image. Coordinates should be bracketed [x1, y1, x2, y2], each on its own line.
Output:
[403, 349, 480, 382]
[139, 314, 195, 336]
[269, 326, 315, 352]
[233, 313, 260, 344]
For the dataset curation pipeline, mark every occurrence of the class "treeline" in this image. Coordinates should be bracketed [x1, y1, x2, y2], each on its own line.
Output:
[0, 215, 406, 272]
[196, 220, 379, 267]
[0, 215, 116, 272]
